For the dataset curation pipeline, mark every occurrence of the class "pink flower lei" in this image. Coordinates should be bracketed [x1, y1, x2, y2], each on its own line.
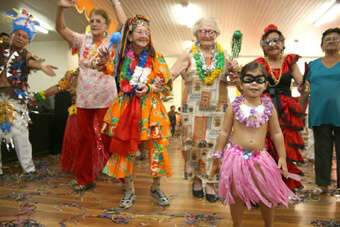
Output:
[232, 95, 273, 128]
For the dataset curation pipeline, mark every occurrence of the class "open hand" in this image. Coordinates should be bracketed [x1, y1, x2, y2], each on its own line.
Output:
[227, 59, 240, 72]
[150, 77, 164, 92]
[41, 64, 58, 77]
[278, 157, 288, 178]
[96, 47, 110, 67]
[298, 81, 310, 94]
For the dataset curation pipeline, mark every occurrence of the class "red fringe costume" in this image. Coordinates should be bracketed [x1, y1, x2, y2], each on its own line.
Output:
[256, 54, 304, 190]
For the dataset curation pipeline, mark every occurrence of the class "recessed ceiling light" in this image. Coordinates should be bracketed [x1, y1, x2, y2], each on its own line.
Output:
[172, 2, 202, 28]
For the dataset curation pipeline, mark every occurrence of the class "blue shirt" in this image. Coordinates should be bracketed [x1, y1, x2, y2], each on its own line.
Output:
[307, 58, 340, 127]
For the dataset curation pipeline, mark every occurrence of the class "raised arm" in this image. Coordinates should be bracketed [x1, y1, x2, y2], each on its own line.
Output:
[111, 0, 127, 25]
[268, 107, 288, 176]
[170, 51, 191, 81]
[56, 0, 77, 45]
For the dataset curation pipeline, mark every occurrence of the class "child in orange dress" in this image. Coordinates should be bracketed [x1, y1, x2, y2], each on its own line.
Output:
[101, 15, 172, 209]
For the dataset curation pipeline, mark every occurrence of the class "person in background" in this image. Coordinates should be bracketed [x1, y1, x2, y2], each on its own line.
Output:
[305, 27, 340, 195]
[0, 32, 10, 45]
[168, 105, 177, 137]
[34, 69, 79, 174]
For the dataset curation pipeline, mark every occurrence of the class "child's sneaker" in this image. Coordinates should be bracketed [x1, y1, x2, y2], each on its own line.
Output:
[150, 188, 170, 207]
[119, 191, 136, 209]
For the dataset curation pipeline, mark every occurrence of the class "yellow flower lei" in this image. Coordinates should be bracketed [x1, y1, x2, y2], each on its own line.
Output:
[191, 43, 225, 85]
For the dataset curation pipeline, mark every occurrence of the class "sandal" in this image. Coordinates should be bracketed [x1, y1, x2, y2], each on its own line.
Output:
[119, 191, 136, 209]
[150, 188, 170, 207]
[72, 183, 96, 193]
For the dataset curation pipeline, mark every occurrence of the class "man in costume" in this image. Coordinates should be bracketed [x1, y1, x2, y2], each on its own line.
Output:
[0, 9, 56, 176]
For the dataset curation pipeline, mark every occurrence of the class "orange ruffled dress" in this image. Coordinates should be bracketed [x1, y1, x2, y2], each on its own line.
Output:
[102, 53, 172, 179]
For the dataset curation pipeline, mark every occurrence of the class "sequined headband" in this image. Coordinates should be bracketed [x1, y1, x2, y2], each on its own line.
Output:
[128, 15, 150, 31]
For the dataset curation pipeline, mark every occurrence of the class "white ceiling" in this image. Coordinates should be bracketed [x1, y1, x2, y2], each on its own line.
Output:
[1, 0, 339, 58]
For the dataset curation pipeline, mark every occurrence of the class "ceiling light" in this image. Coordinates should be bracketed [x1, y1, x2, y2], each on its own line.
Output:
[172, 2, 202, 28]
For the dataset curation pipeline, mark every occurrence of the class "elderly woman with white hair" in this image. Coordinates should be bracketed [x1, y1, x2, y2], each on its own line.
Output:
[171, 17, 237, 202]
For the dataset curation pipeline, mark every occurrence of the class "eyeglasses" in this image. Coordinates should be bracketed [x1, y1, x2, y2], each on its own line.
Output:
[198, 29, 216, 36]
[262, 38, 283, 46]
[134, 29, 150, 36]
[241, 74, 267, 84]
[323, 37, 340, 43]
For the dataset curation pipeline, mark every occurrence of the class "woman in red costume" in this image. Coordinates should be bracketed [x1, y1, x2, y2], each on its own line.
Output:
[255, 24, 307, 191]
[35, 69, 79, 174]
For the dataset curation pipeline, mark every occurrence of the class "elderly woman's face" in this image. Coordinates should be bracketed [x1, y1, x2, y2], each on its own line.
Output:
[90, 14, 108, 37]
[322, 32, 340, 52]
[261, 32, 284, 57]
[196, 24, 217, 46]
[129, 24, 150, 49]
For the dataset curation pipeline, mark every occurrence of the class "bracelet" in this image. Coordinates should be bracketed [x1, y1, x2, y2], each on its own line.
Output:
[34, 91, 46, 104]
[57, 78, 69, 91]
[211, 150, 224, 159]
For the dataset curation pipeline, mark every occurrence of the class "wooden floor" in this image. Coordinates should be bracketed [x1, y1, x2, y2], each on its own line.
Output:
[0, 137, 339, 227]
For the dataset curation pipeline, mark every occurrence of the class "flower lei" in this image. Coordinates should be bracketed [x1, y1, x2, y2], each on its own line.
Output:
[192, 42, 225, 85]
[232, 95, 273, 128]
[120, 48, 152, 94]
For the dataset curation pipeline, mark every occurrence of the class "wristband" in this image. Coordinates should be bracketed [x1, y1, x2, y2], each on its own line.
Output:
[211, 150, 224, 159]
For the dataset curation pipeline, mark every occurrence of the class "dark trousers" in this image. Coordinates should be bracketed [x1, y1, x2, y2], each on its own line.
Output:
[313, 125, 340, 188]
[170, 123, 176, 137]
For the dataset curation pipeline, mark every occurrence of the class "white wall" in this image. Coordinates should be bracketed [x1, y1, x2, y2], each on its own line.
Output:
[163, 57, 182, 111]
[27, 40, 77, 92]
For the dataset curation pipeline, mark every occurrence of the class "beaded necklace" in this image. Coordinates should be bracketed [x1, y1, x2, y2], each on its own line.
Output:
[264, 56, 284, 87]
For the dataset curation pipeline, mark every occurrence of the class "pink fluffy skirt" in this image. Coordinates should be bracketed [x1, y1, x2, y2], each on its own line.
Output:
[219, 143, 295, 209]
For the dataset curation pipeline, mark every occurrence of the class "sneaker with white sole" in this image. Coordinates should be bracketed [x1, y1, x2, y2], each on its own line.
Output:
[150, 188, 170, 207]
[119, 191, 136, 209]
